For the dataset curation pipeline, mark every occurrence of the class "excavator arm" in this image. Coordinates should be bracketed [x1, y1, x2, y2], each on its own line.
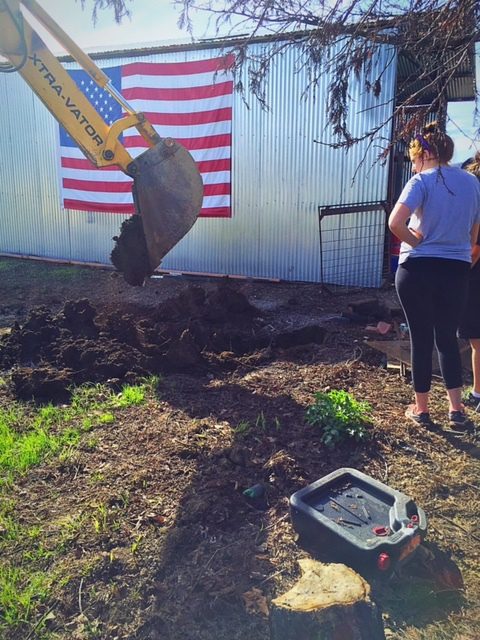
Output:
[0, 0, 203, 285]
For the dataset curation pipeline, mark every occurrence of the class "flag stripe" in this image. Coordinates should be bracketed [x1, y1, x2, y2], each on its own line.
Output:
[138, 108, 232, 126]
[202, 194, 230, 208]
[64, 199, 134, 213]
[128, 92, 233, 114]
[62, 188, 133, 204]
[63, 178, 229, 197]
[61, 167, 123, 181]
[124, 133, 231, 151]
[203, 183, 230, 196]
[123, 121, 231, 140]
[123, 56, 234, 77]
[196, 158, 231, 173]
[201, 206, 231, 218]
[61, 155, 231, 174]
[129, 146, 232, 163]
[62, 168, 229, 185]
[123, 81, 233, 102]
[63, 194, 230, 210]
[63, 200, 231, 217]
[63, 178, 132, 192]
[122, 70, 229, 90]
[61, 143, 232, 164]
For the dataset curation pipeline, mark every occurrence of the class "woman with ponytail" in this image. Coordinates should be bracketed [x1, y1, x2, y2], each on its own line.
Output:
[389, 123, 480, 431]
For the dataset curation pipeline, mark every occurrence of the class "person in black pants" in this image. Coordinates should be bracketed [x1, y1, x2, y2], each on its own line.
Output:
[389, 123, 480, 431]
[458, 153, 480, 412]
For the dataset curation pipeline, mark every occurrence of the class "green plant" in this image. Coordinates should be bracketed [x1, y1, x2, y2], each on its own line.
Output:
[56, 512, 86, 550]
[0, 499, 20, 544]
[91, 503, 109, 534]
[70, 384, 111, 413]
[112, 384, 145, 407]
[23, 540, 55, 563]
[0, 565, 50, 627]
[130, 534, 143, 555]
[255, 411, 267, 431]
[89, 471, 105, 484]
[85, 437, 99, 450]
[305, 389, 372, 448]
[0, 405, 61, 481]
[98, 412, 115, 424]
[234, 420, 251, 435]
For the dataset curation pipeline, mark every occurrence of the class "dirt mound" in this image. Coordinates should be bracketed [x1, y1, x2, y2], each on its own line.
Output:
[0, 283, 326, 403]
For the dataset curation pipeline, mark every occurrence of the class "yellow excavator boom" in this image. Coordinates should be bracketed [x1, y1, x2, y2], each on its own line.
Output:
[0, 0, 203, 285]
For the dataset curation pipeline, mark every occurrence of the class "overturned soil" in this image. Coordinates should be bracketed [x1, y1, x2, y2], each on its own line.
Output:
[0, 275, 331, 404]
[1, 257, 479, 640]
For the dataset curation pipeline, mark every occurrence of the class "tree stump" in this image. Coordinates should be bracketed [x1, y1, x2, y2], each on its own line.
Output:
[270, 559, 385, 640]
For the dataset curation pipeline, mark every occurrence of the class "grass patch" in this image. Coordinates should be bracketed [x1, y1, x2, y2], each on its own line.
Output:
[0, 258, 95, 283]
[234, 419, 252, 435]
[0, 499, 21, 543]
[0, 378, 155, 638]
[234, 412, 282, 436]
[0, 404, 62, 479]
[44, 265, 86, 281]
[0, 377, 158, 483]
[0, 565, 51, 627]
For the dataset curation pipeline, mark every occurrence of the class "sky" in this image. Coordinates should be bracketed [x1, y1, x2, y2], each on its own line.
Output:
[35, 0, 225, 51]
[448, 101, 479, 164]
[32, 0, 479, 163]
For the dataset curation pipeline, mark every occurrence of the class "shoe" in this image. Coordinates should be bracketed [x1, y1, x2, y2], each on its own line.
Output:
[405, 405, 432, 426]
[463, 393, 480, 413]
[448, 410, 475, 433]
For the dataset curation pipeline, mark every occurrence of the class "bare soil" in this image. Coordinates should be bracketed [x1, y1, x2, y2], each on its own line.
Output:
[1, 256, 479, 640]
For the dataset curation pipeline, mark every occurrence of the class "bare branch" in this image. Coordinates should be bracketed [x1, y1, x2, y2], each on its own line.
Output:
[172, 0, 479, 153]
[86, 0, 479, 154]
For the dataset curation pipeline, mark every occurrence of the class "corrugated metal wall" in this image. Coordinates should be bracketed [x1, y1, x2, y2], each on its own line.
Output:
[0, 39, 396, 286]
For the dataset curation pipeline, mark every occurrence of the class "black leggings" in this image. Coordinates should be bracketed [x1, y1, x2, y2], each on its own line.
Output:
[395, 258, 470, 393]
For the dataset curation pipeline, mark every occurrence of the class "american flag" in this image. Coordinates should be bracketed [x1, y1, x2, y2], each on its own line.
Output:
[59, 56, 233, 218]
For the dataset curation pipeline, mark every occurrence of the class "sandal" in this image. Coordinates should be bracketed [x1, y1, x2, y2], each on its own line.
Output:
[405, 405, 432, 426]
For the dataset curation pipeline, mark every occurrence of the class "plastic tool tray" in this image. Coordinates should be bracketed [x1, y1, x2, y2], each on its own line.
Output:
[290, 467, 427, 574]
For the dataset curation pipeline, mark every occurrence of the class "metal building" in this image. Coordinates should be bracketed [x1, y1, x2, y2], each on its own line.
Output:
[0, 35, 475, 287]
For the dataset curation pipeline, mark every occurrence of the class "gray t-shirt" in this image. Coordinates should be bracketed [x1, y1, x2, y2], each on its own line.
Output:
[397, 166, 480, 264]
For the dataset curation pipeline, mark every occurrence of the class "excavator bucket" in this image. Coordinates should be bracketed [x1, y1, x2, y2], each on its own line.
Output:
[110, 138, 204, 286]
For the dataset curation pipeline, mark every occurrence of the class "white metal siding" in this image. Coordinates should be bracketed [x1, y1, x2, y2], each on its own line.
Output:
[0, 40, 396, 285]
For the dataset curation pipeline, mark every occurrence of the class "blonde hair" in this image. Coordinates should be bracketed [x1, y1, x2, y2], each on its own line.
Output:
[409, 122, 454, 164]
[465, 151, 480, 179]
